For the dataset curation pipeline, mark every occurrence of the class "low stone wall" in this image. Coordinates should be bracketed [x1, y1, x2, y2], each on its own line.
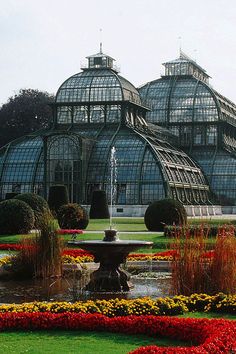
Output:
[83, 204, 222, 217]
[63, 261, 172, 273]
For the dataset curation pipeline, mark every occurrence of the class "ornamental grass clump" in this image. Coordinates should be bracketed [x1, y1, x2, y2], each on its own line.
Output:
[171, 225, 236, 295]
[210, 226, 236, 294]
[13, 214, 64, 279]
[34, 215, 64, 278]
[171, 225, 210, 296]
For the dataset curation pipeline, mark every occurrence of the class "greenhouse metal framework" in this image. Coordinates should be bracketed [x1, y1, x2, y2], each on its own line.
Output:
[0, 49, 235, 215]
[139, 51, 236, 209]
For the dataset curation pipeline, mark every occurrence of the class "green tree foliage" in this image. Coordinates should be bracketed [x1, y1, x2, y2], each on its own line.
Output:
[0, 88, 54, 147]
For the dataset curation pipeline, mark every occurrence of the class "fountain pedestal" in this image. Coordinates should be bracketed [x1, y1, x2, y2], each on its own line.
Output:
[68, 231, 153, 293]
[86, 257, 131, 292]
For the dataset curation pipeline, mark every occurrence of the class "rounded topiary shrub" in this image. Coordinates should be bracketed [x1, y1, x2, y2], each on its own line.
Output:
[144, 198, 187, 231]
[0, 199, 35, 235]
[14, 193, 50, 229]
[48, 185, 69, 216]
[57, 203, 89, 230]
[89, 190, 110, 219]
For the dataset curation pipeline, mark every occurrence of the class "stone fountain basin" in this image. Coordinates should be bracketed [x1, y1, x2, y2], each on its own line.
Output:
[67, 240, 153, 292]
[67, 240, 153, 261]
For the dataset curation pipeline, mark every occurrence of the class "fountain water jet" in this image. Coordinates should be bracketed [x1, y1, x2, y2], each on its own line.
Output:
[69, 147, 153, 292]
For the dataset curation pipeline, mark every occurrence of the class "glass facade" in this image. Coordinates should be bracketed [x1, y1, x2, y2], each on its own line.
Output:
[139, 52, 236, 205]
[0, 50, 211, 206]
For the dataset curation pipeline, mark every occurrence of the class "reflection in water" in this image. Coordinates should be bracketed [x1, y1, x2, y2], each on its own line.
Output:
[0, 272, 171, 304]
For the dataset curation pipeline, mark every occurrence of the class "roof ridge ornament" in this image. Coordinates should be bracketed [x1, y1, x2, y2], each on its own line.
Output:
[99, 28, 103, 54]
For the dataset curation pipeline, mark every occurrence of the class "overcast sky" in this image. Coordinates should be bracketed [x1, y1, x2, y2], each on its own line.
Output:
[0, 0, 236, 105]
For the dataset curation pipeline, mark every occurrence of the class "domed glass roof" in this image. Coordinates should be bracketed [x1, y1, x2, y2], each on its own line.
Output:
[56, 51, 141, 105]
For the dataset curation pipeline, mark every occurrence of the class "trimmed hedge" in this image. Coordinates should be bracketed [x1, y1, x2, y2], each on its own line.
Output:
[0, 199, 35, 235]
[48, 185, 69, 216]
[57, 203, 89, 230]
[89, 190, 110, 219]
[164, 224, 236, 238]
[14, 193, 50, 229]
[144, 198, 187, 231]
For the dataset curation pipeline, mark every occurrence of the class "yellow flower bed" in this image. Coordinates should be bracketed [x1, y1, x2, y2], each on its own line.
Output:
[0, 256, 14, 266]
[62, 255, 94, 264]
[0, 293, 235, 316]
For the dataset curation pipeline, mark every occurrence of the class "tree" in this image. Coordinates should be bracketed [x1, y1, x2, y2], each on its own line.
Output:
[0, 89, 54, 147]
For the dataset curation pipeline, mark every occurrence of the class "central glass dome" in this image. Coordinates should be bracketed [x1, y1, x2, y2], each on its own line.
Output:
[56, 54, 141, 106]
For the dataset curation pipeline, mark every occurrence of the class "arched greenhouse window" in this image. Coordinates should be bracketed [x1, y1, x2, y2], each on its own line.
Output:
[47, 136, 81, 202]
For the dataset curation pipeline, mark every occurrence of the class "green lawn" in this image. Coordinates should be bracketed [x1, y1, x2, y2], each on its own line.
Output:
[0, 330, 190, 354]
[180, 312, 236, 320]
[0, 217, 232, 254]
[86, 217, 147, 231]
[0, 221, 218, 255]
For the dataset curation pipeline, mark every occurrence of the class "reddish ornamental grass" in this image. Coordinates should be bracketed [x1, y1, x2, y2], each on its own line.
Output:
[0, 313, 234, 353]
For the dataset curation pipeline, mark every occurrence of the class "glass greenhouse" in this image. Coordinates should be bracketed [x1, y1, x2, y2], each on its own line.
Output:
[139, 51, 236, 207]
[0, 48, 227, 215]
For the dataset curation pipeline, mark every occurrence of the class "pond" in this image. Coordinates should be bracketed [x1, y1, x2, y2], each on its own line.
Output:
[0, 270, 172, 304]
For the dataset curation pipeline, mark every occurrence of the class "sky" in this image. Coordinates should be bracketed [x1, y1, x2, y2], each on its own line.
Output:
[0, 0, 236, 105]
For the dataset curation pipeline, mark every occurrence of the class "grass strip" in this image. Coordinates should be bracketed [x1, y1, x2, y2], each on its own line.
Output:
[0, 330, 190, 354]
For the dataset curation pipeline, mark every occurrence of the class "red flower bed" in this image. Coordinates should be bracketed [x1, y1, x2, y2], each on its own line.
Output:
[0, 313, 234, 353]
[62, 249, 93, 257]
[0, 244, 215, 262]
[57, 229, 83, 235]
[0, 244, 23, 251]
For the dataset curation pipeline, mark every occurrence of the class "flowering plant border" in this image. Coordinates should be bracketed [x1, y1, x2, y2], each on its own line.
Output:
[0, 312, 234, 353]
[0, 293, 236, 316]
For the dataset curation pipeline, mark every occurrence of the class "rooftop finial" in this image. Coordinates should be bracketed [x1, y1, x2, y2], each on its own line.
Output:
[99, 28, 103, 53]
[178, 36, 182, 55]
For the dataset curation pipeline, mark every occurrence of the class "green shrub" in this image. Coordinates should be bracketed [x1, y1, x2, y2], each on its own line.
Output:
[14, 193, 50, 229]
[144, 198, 187, 231]
[48, 185, 69, 216]
[0, 199, 35, 235]
[58, 203, 89, 230]
[89, 190, 110, 219]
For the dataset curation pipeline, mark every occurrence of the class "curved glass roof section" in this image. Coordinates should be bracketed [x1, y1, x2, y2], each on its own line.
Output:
[139, 51, 236, 128]
[139, 77, 219, 125]
[80, 124, 210, 205]
[0, 136, 44, 197]
[56, 69, 141, 105]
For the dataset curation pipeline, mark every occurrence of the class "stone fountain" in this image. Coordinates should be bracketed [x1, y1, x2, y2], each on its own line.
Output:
[68, 231, 152, 292]
[68, 147, 153, 292]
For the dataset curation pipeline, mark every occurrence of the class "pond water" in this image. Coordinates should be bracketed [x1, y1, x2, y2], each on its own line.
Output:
[0, 271, 172, 304]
